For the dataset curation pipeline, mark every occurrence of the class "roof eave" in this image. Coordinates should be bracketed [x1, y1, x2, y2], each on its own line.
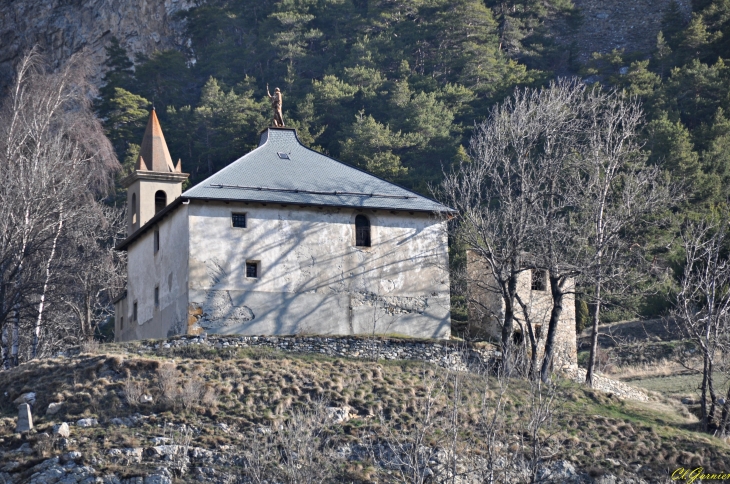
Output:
[115, 196, 187, 251]
[184, 195, 456, 214]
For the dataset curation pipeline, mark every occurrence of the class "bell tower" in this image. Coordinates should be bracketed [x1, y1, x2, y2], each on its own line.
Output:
[122, 108, 189, 234]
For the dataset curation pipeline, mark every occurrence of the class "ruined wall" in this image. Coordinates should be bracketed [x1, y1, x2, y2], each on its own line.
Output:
[466, 250, 577, 366]
[117, 203, 190, 341]
[186, 202, 451, 339]
[554, 0, 692, 64]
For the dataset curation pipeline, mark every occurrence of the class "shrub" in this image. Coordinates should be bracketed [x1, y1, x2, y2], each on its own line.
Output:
[123, 377, 144, 407]
[576, 299, 590, 333]
[157, 363, 180, 408]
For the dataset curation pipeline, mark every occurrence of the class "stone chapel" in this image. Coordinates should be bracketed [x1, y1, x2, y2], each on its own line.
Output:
[113, 110, 453, 341]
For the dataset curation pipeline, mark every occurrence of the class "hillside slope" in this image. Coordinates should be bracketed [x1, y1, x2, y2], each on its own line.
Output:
[0, 338, 726, 483]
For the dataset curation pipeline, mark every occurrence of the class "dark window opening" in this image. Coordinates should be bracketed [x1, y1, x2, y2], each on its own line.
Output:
[232, 213, 247, 228]
[512, 329, 523, 346]
[277, 152, 290, 159]
[531, 269, 547, 291]
[154, 229, 160, 254]
[155, 190, 167, 214]
[133, 302, 138, 322]
[355, 214, 371, 247]
[120, 316, 124, 330]
[246, 261, 258, 278]
[131, 193, 137, 225]
[154, 286, 159, 307]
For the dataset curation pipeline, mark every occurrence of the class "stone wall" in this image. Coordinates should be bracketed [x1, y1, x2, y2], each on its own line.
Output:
[126, 334, 500, 373]
[553, 0, 693, 64]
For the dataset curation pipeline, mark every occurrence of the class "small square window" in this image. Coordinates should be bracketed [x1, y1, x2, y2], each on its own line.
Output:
[246, 261, 258, 278]
[154, 286, 159, 307]
[133, 302, 138, 322]
[154, 229, 160, 254]
[232, 213, 247, 228]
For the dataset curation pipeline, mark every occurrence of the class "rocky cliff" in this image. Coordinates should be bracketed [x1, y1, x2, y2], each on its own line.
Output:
[0, 0, 197, 89]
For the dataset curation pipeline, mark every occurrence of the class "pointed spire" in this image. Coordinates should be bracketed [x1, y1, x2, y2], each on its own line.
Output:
[175, 158, 182, 173]
[137, 108, 177, 172]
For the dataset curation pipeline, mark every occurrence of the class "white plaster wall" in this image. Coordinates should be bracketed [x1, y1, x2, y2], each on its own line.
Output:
[187, 202, 451, 339]
[118, 204, 190, 341]
[127, 178, 184, 235]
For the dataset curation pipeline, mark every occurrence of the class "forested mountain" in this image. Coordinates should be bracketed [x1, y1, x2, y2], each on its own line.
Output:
[98, 0, 574, 195]
[98, 0, 730, 213]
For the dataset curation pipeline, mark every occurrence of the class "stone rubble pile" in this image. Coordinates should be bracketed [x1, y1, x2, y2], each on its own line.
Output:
[561, 365, 650, 402]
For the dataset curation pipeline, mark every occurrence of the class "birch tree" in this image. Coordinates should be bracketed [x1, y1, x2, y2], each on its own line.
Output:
[0, 48, 119, 365]
[579, 89, 672, 387]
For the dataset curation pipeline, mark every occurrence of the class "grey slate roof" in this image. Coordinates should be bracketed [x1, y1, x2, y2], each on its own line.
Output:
[182, 128, 453, 213]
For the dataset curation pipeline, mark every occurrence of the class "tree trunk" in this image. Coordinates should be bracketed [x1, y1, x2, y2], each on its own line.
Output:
[585, 281, 601, 387]
[501, 270, 519, 376]
[541, 274, 565, 383]
[1, 325, 8, 370]
[11, 302, 19, 366]
[33, 209, 64, 358]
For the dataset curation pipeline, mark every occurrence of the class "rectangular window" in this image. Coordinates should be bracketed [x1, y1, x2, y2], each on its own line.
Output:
[120, 316, 124, 330]
[154, 286, 159, 307]
[154, 229, 160, 254]
[531, 269, 547, 291]
[246, 261, 258, 278]
[232, 213, 247, 228]
[133, 302, 138, 322]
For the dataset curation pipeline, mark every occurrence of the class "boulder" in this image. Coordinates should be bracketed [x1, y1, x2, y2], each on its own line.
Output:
[140, 394, 153, 404]
[76, 418, 99, 428]
[16, 403, 32, 432]
[326, 406, 355, 424]
[53, 422, 70, 438]
[46, 402, 64, 415]
[13, 392, 36, 407]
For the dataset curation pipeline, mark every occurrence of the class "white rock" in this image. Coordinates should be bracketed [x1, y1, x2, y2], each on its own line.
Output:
[53, 422, 70, 438]
[46, 402, 64, 415]
[76, 418, 98, 428]
[140, 394, 153, 404]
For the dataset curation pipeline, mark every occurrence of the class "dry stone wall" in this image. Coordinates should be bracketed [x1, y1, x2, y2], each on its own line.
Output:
[144, 334, 500, 373]
[554, 0, 692, 63]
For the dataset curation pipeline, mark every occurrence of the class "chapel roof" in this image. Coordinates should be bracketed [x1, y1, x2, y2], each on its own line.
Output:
[182, 127, 453, 213]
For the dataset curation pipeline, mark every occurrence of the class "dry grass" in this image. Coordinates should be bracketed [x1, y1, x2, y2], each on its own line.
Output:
[0, 344, 729, 481]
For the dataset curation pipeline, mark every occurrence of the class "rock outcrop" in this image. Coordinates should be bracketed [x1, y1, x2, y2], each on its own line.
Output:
[0, 0, 197, 89]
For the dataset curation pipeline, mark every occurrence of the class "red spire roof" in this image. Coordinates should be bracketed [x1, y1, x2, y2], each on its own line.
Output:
[136, 108, 179, 172]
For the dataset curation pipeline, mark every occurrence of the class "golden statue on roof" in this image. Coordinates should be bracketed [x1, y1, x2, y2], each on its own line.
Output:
[266, 84, 285, 127]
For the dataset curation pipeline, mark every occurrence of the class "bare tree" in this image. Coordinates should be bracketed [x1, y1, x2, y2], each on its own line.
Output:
[578, 88, 672, 387]
[441, 79, 585, 377]
[0, 48, 119, 365]
[673, 217, 730, 432]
